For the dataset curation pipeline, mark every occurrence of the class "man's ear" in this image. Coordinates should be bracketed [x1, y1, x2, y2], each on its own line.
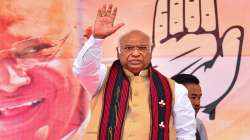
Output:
[116, 47, 120, 59]
[149, 45, 154, 59]
[151, 44, 155, 52]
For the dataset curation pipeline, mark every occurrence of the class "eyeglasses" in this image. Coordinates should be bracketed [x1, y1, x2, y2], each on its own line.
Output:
[0, 32, 71, 69]
[118, 44, 151, 54]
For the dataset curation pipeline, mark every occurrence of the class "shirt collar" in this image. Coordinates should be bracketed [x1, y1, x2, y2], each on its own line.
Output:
[123, 68, 149, 80]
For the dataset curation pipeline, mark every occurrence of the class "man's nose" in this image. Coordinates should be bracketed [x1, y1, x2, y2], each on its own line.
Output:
[0, 65, 31, 93]
[194, 99, 200, 107]
[131, 48, 141, 56]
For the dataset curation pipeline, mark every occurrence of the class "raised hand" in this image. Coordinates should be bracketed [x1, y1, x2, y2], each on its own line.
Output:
[94, 4, 124, 39]
[152, 0, 244, 119]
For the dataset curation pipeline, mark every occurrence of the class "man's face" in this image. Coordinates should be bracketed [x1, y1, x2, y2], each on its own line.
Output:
[118, 32, 152, 74]
[185, 83, 202, 115]
[0, 0, 87, 139]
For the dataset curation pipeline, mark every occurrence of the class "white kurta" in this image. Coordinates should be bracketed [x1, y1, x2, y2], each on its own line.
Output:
[196, 118, 208, 140]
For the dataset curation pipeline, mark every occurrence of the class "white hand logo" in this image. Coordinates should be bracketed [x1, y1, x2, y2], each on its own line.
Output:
[152, 0, 244, 119]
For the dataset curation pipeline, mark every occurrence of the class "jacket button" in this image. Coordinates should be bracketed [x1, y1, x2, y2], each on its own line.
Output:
[159, 121, 165, 128]
[158, 99, 166, 107]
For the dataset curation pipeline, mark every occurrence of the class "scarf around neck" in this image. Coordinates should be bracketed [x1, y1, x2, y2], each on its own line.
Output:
[99, 60, 172, 140]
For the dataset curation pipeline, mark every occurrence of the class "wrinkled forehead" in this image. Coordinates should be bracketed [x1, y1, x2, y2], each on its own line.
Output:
[0, 0, 79, 58]
[119, 31, 150, 45]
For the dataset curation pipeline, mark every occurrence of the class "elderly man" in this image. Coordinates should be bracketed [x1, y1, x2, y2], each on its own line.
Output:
[73, 4, 196, 140]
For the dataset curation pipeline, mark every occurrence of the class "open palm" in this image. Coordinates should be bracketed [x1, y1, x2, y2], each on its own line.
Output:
[94, 4, 124, 39]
